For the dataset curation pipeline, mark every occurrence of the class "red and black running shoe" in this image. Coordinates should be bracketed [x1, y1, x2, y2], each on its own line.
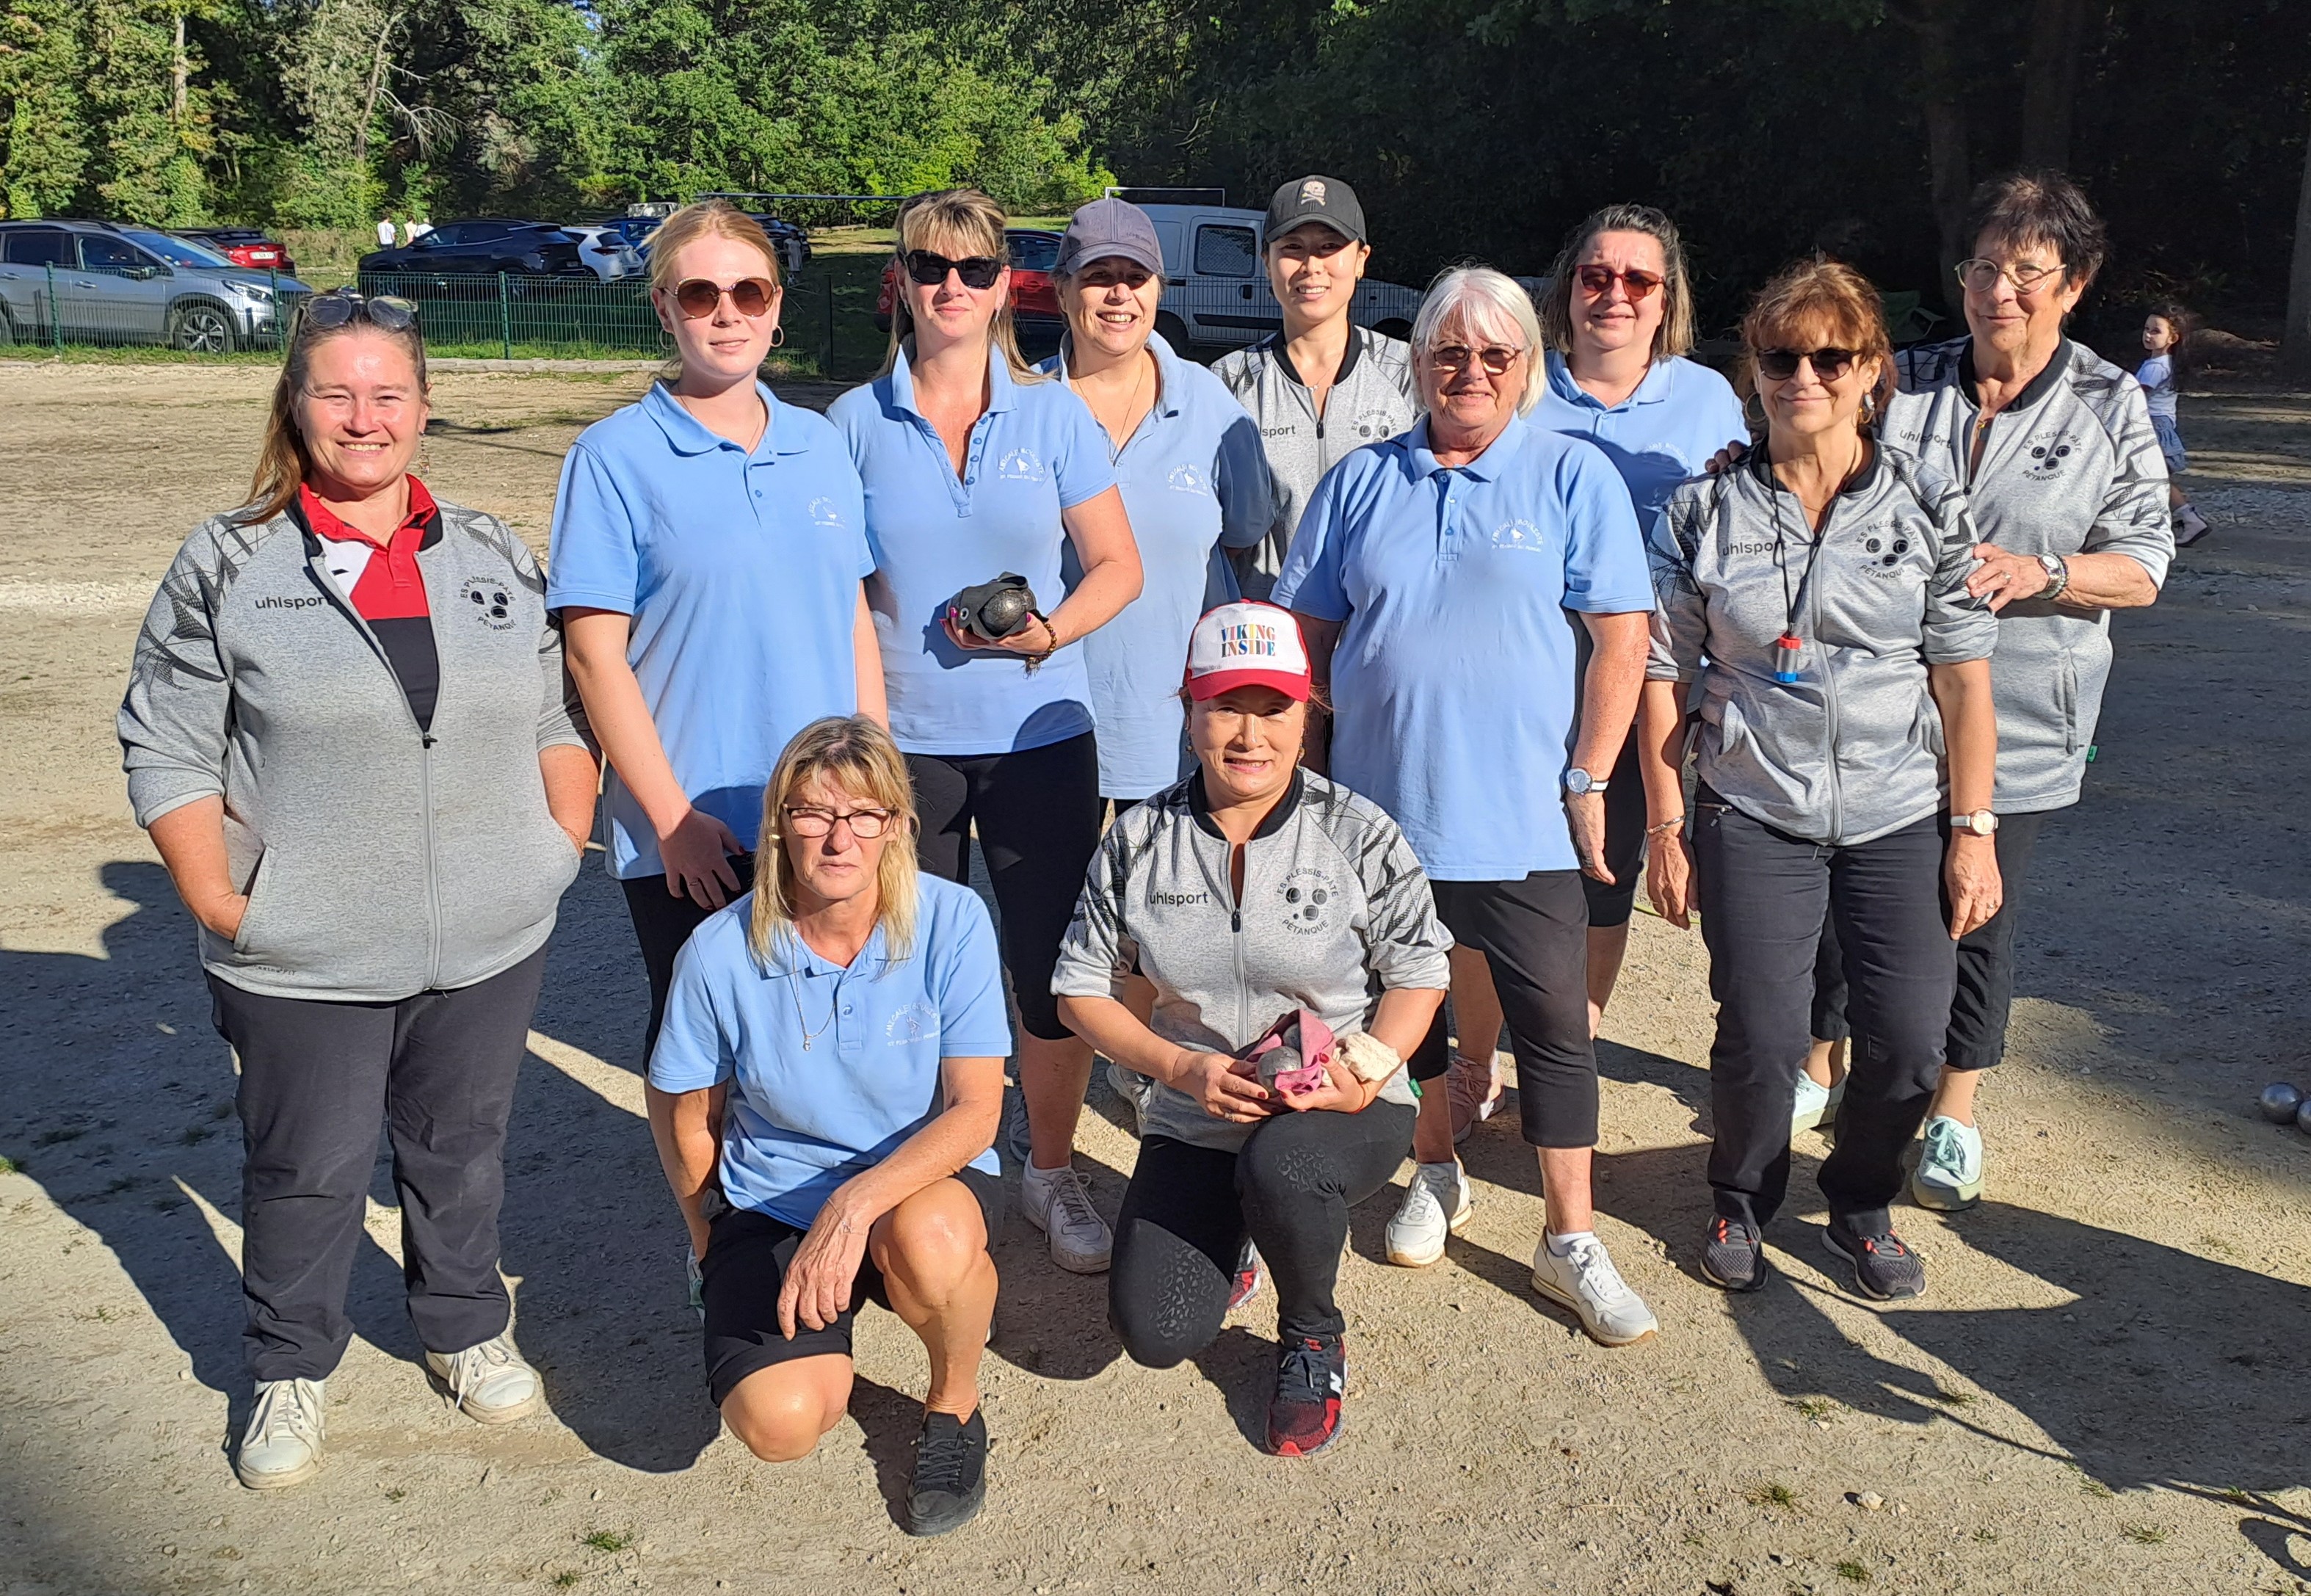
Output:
[1227, 1239, 1266, 1313]
[1265, 1335, 1346, 1457]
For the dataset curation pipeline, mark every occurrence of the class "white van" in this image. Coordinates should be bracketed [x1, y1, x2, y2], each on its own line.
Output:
[1128, 198, 1423, 355]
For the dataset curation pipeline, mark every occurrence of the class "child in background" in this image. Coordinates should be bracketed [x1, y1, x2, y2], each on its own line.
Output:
[2140, 307, 2211, 548]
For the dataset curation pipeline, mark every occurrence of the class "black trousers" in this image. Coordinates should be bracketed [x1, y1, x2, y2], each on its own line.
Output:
[1110, 1101, 1415, 1359]
[907, 731, 1102, 1042]
[1809, 810, 2045, 1070]
[1579, 730, 1649, 929]
[208, 948, 547, 1382]
[622, 855, 757, 1064]
[1691, 797, 1954, 1233]
[1409, 871, 1597, 1147]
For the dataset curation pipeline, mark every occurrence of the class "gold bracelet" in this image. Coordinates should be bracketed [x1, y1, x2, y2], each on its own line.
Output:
[1646, 816, 1686, 838]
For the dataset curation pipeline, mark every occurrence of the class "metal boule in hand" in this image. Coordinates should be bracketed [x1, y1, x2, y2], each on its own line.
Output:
[946, 573, 1041, 643]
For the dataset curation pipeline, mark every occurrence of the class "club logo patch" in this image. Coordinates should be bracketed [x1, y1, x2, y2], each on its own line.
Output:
[886, 1002, 937, 1046]
[461, 577, 516, 630]
[1166, 463, 1210, 496]
[1490, 518, 1547, 553]
[808, 496, 846, 529]
[996, 448, 1048, 483]
[1277, 868, 1339, 934]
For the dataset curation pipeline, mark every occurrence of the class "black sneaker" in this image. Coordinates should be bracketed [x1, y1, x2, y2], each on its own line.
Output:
[1265, 1335, 1346, 1457]
[904, 1407, 987, 1536]
[1699, 1215, 1768, 1292]
[1823, 1217, 1926, 1301]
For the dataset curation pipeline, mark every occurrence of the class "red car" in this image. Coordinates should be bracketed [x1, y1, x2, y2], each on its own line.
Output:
[875, 228, 1063, 332]
[178, 228, 297, 275]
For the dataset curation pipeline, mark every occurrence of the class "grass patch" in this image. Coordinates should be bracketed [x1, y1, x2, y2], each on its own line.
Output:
[1973, 1528, 1998, 1543]
[382, 1487, 407, 1503]
[580, 1530, 632, 1553]
[1791, 1397, 1835, 1421]
[2075, 1468, 2115, 1500]
[1746, 1481, 1799, 1509]
[0, 1156, 18, 1175]
[551, 1575, 581, 1590]
[1931, 1386, 1975, 1406]
[1835, 1560, 1871, 1583]
[2125, 1525, 2166, 1545]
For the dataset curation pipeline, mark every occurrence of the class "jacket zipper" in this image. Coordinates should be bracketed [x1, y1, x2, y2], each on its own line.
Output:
[1811, 499, 1845, 845]
[1188, 816, 1253, 1043]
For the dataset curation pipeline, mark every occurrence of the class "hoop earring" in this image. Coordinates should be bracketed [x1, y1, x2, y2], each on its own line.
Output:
[1741, 388, 1767, 431]
[769, 325, 786, 349]
[1859, 391, 1879, 428]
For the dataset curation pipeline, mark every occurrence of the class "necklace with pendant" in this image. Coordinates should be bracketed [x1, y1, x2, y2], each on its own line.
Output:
[791, 971, 837, 1051]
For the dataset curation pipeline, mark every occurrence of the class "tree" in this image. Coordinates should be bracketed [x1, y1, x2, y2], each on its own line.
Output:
[2285, 98, 2311, 383]
[0, 0, 90, 218]
[87, 0, 219, 225]
[2019, 0, 2091, 168]
[274, 0, 396, 226]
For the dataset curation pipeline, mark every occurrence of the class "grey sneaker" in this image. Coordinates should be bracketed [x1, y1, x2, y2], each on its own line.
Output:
[236, 1376, 325, 1490]
[1385, 1160, 1471, 1268]
[1823, 1217, 1926, 1301]
[1699, 1215, 1768, 1292]
[1020, 1163, 1112, 1273]
[1910, 1117, 1983, 1211]
[425, 1331, 544, 1424]
[1531, 1233, 1659, 1346]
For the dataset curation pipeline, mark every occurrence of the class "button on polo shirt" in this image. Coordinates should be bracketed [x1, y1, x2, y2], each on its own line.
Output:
[1039, 333, 1272, 797]
[830, 345, 1117, 757]
[548, 382, 872, 879]
[1274, 417, 1652, 881]
[1532, 352, 1749, 532]
[647, 877, 1013, 1227]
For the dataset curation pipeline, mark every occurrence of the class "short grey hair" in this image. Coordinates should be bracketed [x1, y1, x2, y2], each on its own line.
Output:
[1412, 266, 1546, 417]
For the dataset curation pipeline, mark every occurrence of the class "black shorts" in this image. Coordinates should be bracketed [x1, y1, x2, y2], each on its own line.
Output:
[700, 1167, 1004, 1407]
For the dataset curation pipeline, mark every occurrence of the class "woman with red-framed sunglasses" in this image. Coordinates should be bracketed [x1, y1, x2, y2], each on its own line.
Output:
[550, 201, 888, 1173]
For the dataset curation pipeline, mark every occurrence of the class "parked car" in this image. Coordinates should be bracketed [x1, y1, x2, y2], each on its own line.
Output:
[177, 227, 297, 276]
[561, 224, 644, 283]
[874, 228, 1064, 339]
[0, 220, 308, 352]
[1132, 201, 1421, 355]
[636, 212, 810, 278]
[358, 221, 589, 283]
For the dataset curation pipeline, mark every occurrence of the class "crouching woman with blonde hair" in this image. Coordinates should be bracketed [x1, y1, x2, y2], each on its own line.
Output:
[645, 715, 1010, 1536]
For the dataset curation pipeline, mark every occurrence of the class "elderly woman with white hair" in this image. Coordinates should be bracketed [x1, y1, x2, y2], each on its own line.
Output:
[1274, 266, 1661, 1346]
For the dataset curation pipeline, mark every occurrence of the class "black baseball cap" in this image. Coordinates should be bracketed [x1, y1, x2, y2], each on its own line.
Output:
[1262, 175, 1368, 247]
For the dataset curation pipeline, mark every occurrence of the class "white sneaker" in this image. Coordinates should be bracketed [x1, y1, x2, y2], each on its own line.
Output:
[236, 1376, 326, 1490]
[1911, 1116, 1984, 1211]
[1106, 1059, 1152, 1136]
[1530, 1234, 1659, 1347]
[425, 1330, 544, 1424]
[1385, 1160, 1471, 1268]
[1021, 1163, 1111, 1273]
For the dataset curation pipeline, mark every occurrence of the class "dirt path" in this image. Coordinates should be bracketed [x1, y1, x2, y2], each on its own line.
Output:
[2, 360, 2308, 1596]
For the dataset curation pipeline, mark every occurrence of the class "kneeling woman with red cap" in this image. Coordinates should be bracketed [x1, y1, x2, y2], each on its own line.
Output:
[1053, 602, 1449, 1456]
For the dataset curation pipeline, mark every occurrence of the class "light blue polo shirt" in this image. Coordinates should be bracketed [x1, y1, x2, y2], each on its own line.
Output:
[648, 877, 1012, 1227]
[548, 382, 872, 879]
[1274, 417, 1652, 881]
[1039, 334, 1273, 797]
[829, 346, 1117, 757]
[1534, 352, 1747, 530]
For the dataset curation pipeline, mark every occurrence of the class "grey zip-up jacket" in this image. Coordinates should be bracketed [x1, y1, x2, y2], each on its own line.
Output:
[1884, 337, 2173, 813]
[1212, 327, 1419, 595]
[1052, 768, 1451, 1152]
[1648, 445, 1998, 846]
[119, 498, 592, 1001]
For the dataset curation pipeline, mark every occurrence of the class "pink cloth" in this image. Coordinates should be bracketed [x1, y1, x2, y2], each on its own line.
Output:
[1244, 1009, 1335, 1100]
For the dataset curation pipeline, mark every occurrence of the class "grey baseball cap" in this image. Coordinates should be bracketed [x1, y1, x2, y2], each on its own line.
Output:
[1263, 175, 1368, 246]
[1056, 197, 1164, 278]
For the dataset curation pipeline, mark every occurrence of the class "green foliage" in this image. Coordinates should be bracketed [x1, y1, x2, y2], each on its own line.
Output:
[86, 0, 217, 225]
[0, 0, 90, 218]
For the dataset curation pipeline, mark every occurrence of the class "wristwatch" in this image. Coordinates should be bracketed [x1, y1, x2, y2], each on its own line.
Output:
[2036, 552, 2069, 601]
[1564, 767, 1608, 797]
[1950, 810, 2000, 837]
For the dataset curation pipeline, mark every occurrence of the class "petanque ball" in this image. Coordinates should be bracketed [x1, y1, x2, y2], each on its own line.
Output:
[979, 584, 1034, 638]
[2298, 1098, 2311, 1136]
[2260, 1082, 2305, 1123]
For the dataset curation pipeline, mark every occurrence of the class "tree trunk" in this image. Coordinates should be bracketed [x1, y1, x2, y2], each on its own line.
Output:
[171, 11, 187, 127]
[352, 10, 397, 173]
[1900, 0, 1973, 308]
[2020, 0, 2089, 170]
[2284, 101, 2311, 384]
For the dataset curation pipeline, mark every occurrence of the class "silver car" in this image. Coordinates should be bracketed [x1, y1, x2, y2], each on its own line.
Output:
[0, 220, 311, 352]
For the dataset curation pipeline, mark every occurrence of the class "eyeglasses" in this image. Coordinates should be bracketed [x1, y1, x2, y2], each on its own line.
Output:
[670, 277, 777, 319]
[1953, 258, 2066, 297]
[1429, 344, 1525, 376]
[1075, 261, 1156, 291]
[299, 290, 417, 334]
[782, 805, 898, 841]
[1755, 347, 1859, 382]
[1575, 265, 1665, 301]
[904, 250, 1004, 290]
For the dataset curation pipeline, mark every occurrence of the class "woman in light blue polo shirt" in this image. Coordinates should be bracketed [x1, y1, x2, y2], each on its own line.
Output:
[1276, 266, 1661, 1349]
[647, 716, 1010, 1537]
[1531, 204, 1748, 1051]
[829, 189, 1142, 1280]
[551, 200, 883, 1061]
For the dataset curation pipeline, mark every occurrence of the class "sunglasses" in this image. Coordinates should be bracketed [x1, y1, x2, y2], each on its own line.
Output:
[1429, 344, 1525, 376]
[1755, 347, 1859, 382]
[1575, 265, 1665, 301]
[783, 805, 897, 841]
[300, 290, 417, 334]
[670, 277, 777, 319]
[904, 250, 1005, 291]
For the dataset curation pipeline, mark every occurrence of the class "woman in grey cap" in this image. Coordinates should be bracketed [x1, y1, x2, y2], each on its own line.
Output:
[1639, 258, 2002, 1303]
[1211, 175, 1418, 598]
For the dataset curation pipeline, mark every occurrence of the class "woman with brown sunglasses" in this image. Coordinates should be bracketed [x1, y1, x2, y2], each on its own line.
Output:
[551, 199, 886, 1086]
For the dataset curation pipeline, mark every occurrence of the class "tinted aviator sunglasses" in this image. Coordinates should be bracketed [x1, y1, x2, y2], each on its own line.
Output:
[670, 277, 777, 318]
[1755, 347, 1859, 382]
[1429, 343, 1525, 375]
[904, 250, 1005, 290]
[1575, 264, 1664, 300]
[299, 289, 417, 334]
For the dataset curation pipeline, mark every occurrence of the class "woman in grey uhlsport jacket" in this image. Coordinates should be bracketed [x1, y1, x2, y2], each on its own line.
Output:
[1636, 260, 2000, 1307]
[117, 293, 598, 1492]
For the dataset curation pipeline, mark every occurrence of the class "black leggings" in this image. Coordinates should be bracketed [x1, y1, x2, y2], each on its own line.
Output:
[907, 731, 1103, 1041]
[1111, 1103, 1415, 1358]
[621, 855, 758, 1064]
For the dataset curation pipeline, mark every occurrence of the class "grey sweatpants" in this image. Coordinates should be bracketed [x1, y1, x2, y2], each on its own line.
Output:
[207, 948, 545, 1382]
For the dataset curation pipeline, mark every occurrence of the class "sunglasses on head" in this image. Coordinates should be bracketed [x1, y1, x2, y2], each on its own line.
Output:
[1755, 347, 1859, 382]
[904, 250, 1004, 291]
[300, 290, 418, 334]
[1575, 264, 1664, 301]
[1429, 343, 1525, 376]
[670, 277, 777, 319]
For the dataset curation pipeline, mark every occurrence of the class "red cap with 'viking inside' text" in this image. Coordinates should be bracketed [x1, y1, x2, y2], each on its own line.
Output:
[1184, 601, 1313, 702]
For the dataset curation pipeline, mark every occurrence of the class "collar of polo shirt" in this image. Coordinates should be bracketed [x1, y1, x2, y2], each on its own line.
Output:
[892, 341, 1020, 424]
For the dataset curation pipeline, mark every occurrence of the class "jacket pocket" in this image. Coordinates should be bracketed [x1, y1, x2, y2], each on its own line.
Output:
[2058, 651, 2080, 755]
[230, 850, 272, 955]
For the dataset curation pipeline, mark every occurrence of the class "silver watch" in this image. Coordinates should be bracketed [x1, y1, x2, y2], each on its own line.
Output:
[1564, 767, 1608, 797]
[2036, 552, 2069, 601]
[1950, 809, 2000, 837]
